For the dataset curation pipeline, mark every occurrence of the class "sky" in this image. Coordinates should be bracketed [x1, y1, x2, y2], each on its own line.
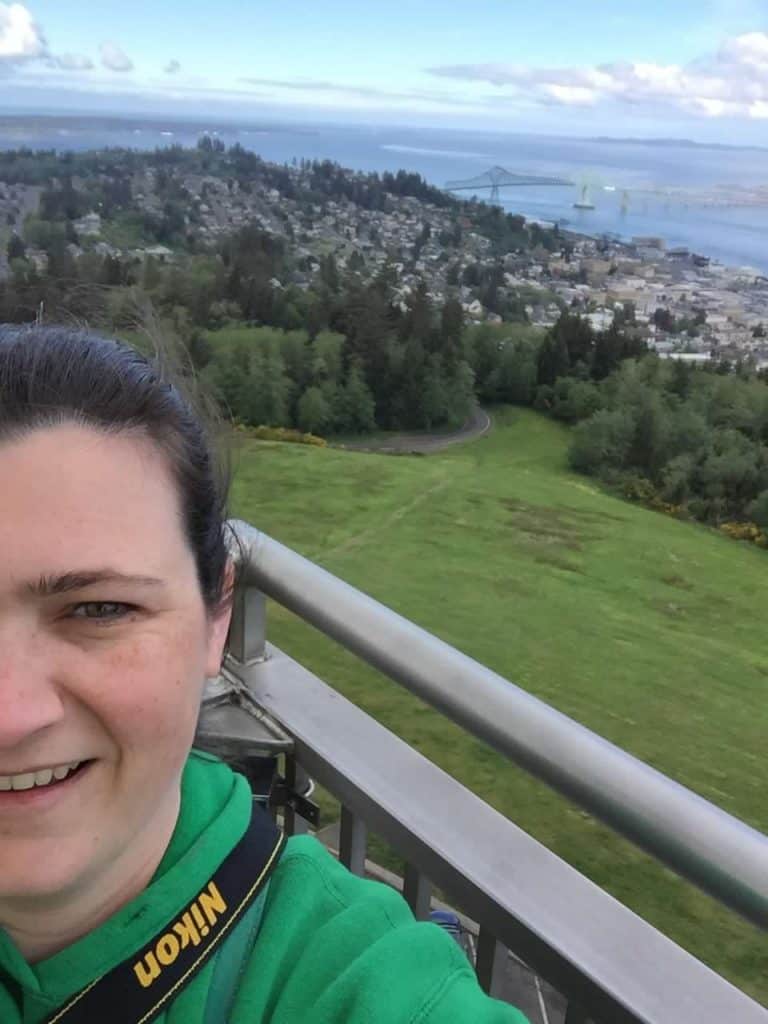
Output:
[3, 0, 768, 143]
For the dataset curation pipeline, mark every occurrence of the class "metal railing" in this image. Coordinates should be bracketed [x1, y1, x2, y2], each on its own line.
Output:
[197, 520, 768, 1024]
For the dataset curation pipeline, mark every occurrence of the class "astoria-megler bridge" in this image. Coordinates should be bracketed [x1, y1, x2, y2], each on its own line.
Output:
[445, 165, 574, 202]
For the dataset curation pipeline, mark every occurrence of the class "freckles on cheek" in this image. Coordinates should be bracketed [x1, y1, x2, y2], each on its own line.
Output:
[99, 644, 193, 742]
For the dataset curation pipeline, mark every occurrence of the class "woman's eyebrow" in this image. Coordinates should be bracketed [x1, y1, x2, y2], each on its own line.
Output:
[24, 570, 166, 597]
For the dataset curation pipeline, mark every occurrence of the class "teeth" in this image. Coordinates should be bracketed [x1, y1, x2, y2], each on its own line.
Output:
[11, 773, 35, 791]
[0, 761, 83, 792]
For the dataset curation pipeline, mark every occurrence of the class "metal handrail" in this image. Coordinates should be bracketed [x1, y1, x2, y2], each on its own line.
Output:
[229, 520, 768, 929]
[219, 641, 767, 1023]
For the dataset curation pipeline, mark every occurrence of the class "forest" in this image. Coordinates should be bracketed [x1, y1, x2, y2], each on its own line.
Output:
[3, 143, 768, 538]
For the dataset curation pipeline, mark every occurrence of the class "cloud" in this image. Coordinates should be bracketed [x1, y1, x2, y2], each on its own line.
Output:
[164, 59, 180, 74]
[426, 31, 768, 119]
[0, 2, 46, 62]
[240, 76, 483, 108]
[100, 40, 133, 72]
[243, 76, 413, 100]
[48, 52, 93, 71]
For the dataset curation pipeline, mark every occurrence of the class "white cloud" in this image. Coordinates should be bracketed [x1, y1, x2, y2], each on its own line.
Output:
[164, 59, 181, 74]
[100, 40, 133, 73]
[719, 31, 768, 68]
[0, 2, 46, 62]
[427, 31, 768, 119]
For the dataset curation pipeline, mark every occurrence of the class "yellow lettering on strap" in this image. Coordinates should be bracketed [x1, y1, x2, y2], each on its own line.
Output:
[133, 952, 161, 989]
[173, 911, 202, 949]
[199, 882, 227, 927]
[155, 934, 181, 967]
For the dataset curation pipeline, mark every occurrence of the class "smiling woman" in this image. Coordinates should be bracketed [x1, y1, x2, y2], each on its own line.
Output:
[0, 326, 528, 1024]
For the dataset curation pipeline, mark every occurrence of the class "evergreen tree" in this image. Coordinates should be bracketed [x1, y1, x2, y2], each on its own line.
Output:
[441, 298, 464, 348]
[422, 354, 450, 427]
[592, 325, 625, 381]
[399, 280, 433, 343]
[536, 332, 570, 387]
[445, 360, 476, 426]
[6, 234, 25, 262]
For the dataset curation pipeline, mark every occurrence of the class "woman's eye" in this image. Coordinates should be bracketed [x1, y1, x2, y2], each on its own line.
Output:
[71, 602, 133, 622]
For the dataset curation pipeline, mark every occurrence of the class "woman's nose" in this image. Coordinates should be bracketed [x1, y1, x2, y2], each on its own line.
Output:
[0, 648, 66, 748]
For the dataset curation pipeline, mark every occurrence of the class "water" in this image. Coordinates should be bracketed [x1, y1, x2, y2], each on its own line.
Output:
[2, 115, 767, 272]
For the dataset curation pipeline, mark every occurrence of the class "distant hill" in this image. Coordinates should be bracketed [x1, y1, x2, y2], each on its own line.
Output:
[588, 134, 768, 153]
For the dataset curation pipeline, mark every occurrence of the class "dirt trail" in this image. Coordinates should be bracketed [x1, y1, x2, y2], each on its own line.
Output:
[315, 475, 449, 562]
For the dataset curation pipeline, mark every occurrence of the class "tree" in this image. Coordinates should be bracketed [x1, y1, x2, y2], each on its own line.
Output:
[653, 307, 674, 333]
[591, 328, 616, 381]
[440, 298, 464, 347]
[6, 234, 25, 261]
[569, 409, 635, 475]
[239, 339, 290, 426]
[551, 377, 602, 424]
[337, 361, 376, 433]
[550, 312, 594, 367]
[421, 354, 450, 427]
[297, 386, 331, 434]
[748, 489, 768, 529]
[496, 340, 538, 404]
[627, 391, 669, 480]
[399, 280, 433, 344]
[444, 360, 476, 426]
[320, 253, 340, 292]
[536, 332, 569, 388]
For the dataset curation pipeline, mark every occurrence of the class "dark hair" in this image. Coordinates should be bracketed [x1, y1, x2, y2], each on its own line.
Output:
[0, 325, 230, 613]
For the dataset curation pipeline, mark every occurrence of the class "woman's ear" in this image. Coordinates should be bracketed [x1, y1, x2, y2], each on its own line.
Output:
[204, 559, 235, 678]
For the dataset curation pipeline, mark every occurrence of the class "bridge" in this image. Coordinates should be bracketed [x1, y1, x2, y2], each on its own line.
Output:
[197, 520, 768, 1024]
[445, 166, 574, 202]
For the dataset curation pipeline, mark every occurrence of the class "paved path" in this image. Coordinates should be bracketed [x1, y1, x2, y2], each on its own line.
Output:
[337, 406, 492, 455]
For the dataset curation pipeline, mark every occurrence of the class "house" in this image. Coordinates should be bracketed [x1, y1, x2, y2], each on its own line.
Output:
[142, 245, 174, 263]
[26, 248, 49, 272]
[586, 309, 614, 332]
[74, 212, 102, 237]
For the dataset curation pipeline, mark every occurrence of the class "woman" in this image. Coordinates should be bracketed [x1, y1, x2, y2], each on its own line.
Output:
[0, 326, 529, 1023]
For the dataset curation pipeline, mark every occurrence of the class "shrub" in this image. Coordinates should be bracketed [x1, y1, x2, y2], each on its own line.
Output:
[719, 521, 767, 546]
[235, 423, 326, 447]
[568, 408, 635, 476]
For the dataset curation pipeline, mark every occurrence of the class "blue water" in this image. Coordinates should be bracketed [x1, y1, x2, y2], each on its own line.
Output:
[2, 116, 767, 272]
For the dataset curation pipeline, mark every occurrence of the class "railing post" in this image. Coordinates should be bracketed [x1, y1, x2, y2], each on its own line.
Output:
[476, 927, 507, 999]
[339, 805, 367, 876]
[564, 1005, 592, 1024]
[403, 863, 432, 920]
[227, 585, 267, 664]
[283, 755, 310, 836]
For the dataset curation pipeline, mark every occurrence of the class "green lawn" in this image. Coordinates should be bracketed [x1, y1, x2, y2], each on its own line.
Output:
[230, 407, 767, 1005]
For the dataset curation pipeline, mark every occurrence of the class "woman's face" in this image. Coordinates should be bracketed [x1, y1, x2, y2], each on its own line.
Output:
[0, 424, 231, 907]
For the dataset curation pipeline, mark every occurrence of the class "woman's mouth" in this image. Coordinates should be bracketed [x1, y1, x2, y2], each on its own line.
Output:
[0, 760, 92, 799]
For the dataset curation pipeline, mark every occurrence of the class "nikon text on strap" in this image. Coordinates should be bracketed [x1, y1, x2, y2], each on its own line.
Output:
[45, 801, 286, 1024]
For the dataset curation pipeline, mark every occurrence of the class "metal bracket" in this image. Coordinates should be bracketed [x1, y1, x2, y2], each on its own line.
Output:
[272, 776, 320, 827]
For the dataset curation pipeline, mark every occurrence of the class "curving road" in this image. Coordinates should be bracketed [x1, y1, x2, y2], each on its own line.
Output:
[338, 406, 491, 455]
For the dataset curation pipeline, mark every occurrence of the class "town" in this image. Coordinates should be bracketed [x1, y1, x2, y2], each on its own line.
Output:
[1, 144, 766, 370]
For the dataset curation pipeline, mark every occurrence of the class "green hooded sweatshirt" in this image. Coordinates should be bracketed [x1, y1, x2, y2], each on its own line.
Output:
[0, 751, 529, 1024]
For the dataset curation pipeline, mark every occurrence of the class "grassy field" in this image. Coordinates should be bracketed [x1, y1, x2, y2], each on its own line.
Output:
[229, 406, 767, 1004]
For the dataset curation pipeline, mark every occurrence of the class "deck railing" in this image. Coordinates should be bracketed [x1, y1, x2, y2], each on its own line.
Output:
[196, 520, 768, 1024]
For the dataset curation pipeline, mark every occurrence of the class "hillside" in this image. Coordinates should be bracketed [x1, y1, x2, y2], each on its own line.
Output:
[230, 406, 767, 1004]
